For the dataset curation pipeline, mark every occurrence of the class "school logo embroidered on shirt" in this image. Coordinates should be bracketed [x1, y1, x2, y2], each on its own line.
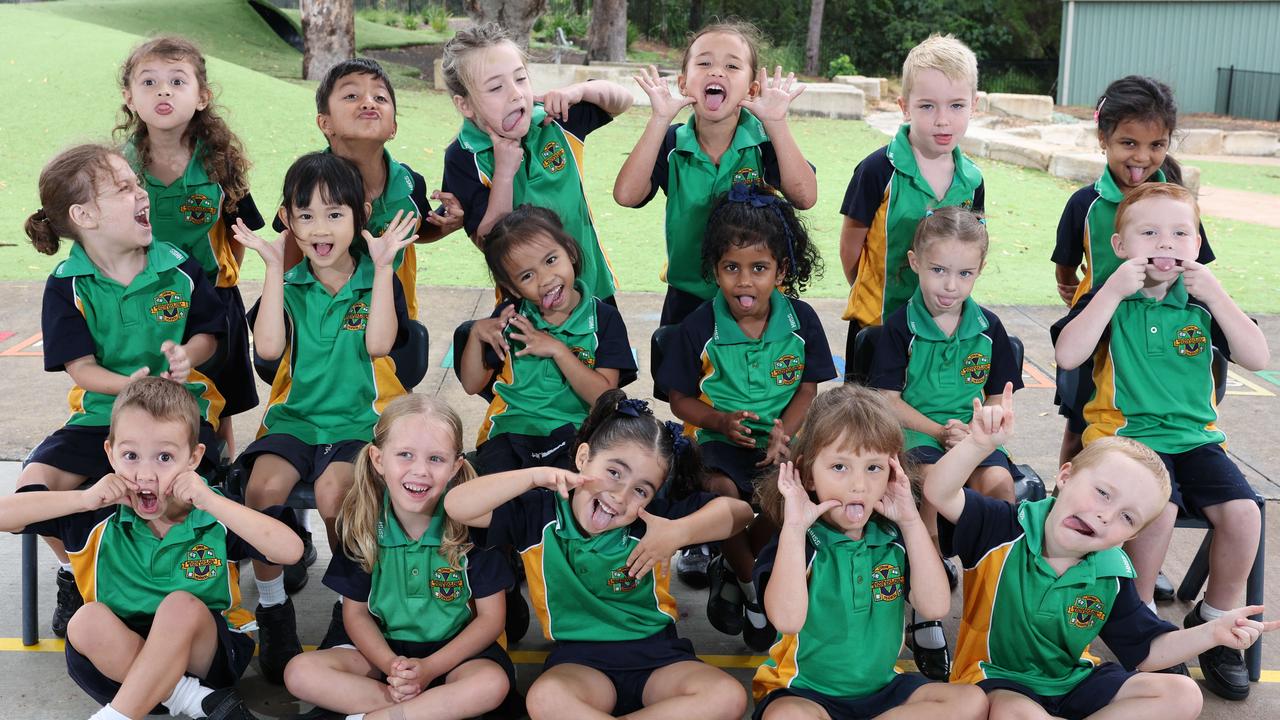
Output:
[1067, 594, 1107, 629]
[150, 289, 190, 323]
[569, 346, 597, 368]
[541, 141, 567, 173]
[770, 354, 804, 386]
[733, 167, 761, 186]
[870, 563, 903, 602]
[1173, 325, 1207, 357]
[607, 566, 638, 593]
[431, 566, 465, 602]
[181, 544, 223, 581]
[960, 352, 991, 384]
[343, 302, 369, 331]
[179, 193, 217, 225]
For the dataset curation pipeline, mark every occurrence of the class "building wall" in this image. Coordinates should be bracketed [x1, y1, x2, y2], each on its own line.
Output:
[1058, 1, 1280, 113]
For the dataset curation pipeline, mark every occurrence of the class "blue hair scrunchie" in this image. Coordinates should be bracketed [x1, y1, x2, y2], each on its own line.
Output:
[615, 397, 653, 418]
[726, 182, 798, 276]
[663, 420, 691, 459]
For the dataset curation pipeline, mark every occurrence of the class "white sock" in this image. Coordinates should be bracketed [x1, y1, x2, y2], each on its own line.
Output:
[738, 577, 757, 605]
[346, 715, 366, 720]
[301, 511, 313, 532]
[59, 561, 73, 574]
[256, 574, 287, 608]
[1146, 600, 1157, 614]
[89, 705, 130, 720]
[1200, 601, 1226, 621]
[911, 611, 947, 650]
[162, 675, 213, 718]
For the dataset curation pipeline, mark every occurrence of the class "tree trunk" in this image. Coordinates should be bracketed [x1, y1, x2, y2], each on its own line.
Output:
[465, 0, 550, 49]
[689, 0, 704, 35]
[301, 0, 355, 81]
[587, 0, 628, 62]
[804, 0, 825, 76]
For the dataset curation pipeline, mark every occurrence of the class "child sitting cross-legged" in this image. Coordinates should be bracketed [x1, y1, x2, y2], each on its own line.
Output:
[927, 385, 1278, 719]
[0, 377, 303, 720]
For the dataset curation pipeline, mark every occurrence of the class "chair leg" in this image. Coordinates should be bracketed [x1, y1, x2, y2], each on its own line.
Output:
[22, 533, 37, 646]
[1245, 500, 1265, 682]
[1176, 529, 1212, 603]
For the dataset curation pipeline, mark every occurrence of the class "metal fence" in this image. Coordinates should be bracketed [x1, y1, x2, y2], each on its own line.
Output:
[1216, 66, 1280, 121]
[979, 59, 1058, 96]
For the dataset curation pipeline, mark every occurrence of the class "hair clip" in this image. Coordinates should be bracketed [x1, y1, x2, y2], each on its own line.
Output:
[1094, 96, 1106, 123]
[616, 397, 652, 418]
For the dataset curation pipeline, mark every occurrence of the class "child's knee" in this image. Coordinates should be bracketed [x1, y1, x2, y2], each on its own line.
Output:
[524, 675, 566, 718]
[699, 672, 748, 718]
[704, 472, 739, 499]
[971, 466, 1014, 502]
[953, 684, 990, 719]
[1213, 499, 1261, 539]
[1142, 673, 1202, 719]
[153, 591, 209, 629]
[66, 602, 113, 647]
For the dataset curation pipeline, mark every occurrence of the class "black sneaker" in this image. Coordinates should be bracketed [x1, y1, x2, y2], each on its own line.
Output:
[742, 600, 776, 651]
[905, 619, 952, 681]
[1154, 571, 1175, 603]
[255, 598, 302, 685]
[1184, 601, 1250, 700]
[52, 568, 83, 639]
[318, 600, 350, 649]
[283, 531, 317, 595]
[706, 554, 744, 636]
[675, 545, 713, 589]
[1155, 662, 1191, 676]
[200, 686, 258, 720]
[505, 586, 530, 645]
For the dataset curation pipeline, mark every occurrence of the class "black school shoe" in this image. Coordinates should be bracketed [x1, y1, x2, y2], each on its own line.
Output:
[676, 545, 713, 589]
[1154, 571, 1175, 603]
[1184, 601, 1250, 700]
[255, 598, 303, 685]
[742, 599, 777, 652]
[283, 530, 317, 595]
[200, 686, 259, 720]
[318, 600, 350, 650]
[904, 620, 952, 681]
[52, 567, 83, 639]
[505, 586, 531, 645]
[706, 554, 745, 636]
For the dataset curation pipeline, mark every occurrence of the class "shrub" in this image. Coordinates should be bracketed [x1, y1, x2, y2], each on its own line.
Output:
[424, 4, 450, 34]
[827, 54, 857, 79]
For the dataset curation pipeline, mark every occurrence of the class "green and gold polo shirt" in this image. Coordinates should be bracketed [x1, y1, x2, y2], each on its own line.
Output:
[753, 519, 910, 700]
[323, 492, 512, 643]
[840, 124, 985, 327]
[41, 241, 227, 428]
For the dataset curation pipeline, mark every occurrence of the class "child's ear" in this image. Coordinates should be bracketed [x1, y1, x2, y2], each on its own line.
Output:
[1055, 461, 1073, 492]
[197, 86, 211, 112]
[69, 202, 97, 231]
[276, 206, 292, 232]
[122, 87, 135, 112]
[188, 442, 205, 471]
[452, 94, 476, 121]
[906, 249, 920, 273]
[369, 445, 384, 477]
[676, 73, 687, 97]
[364, 201, 373, 219]
[1110, 231, 1126, 258]
[574, 442, 591, 472]
[1097, 129, 1108, 150]
[748, 75, 761, 100]
[316, 112, 334, 138]
[897, 94, 909, 119]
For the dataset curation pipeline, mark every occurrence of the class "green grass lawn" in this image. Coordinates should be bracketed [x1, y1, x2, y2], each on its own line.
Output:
[1193, 159, 1280, 197]
[2, 2, 1277, 312]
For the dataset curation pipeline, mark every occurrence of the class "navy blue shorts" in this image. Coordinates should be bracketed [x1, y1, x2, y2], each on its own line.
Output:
[1054, 362, 1093, 436]
[475, 424, 578, 476]
[660, 286, 709, 327]
[64, 605, 253, 708]
[701, 440, 767, 499]
[753, 673, 931, 720]
[1158, 443, 1257, 514]
[979, 662, 1134, 720]
[212, 285, 258, 418]
[362, 638, 517, 692]
[908, 445, 1024, 481]
[240, 434, 363, 485]
[544, 626, 699, 715]
[26, 421, 219, 482]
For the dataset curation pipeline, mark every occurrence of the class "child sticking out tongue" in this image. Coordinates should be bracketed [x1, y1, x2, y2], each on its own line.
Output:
[1149, 256, 1180, 272]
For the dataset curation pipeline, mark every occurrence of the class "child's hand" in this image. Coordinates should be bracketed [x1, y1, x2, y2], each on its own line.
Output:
[740, 66, 805, 123]
[778, 461, 840, 530]
[1057, 279, 1079, 305]
[231, 218, 285, 269]
[530, 467, 586, 499]
[424, 190, 464, 235]
[160, 340, 191, 384]
[127, 367, 150, 382]
[626, 509, 680, 579]
[1102, 257, 1148, 299]
[1179, 260, 1225, 304]
[537, 85, 585, 124]
[940, 419, 970, 450]
[81, 473, 138, 511]
[1204, 606, 1280, 650]
[717, 409, 759, 448]
[474, 306, 517, 361]
[386, 656, 426, 702]
[489, 130, 524, 180]
[756, 419, 791, 467]
[168, 471, 212, 509]
[873, 457, 920, 526]
[363, 210, 419, 269]
[968, 382, 1015, 451]
[634, 65, 693, 121]
[507, 314, 565, 359]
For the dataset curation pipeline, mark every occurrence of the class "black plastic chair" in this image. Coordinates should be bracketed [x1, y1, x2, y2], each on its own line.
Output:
[649, 325, 679, 403]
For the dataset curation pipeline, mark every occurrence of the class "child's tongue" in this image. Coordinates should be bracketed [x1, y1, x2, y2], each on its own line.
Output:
[706, 90, 725, 111]
[590, 498, 615, 530]
[315, 243, 333, 257]
[1128, 166, 1146, 184]
[501, 109, 523, 132]
[138, 492, 159, 514]
[1150, 257, 1178, 272]
[541, 285, 563, 310]
[1064, 515, 1095, 536]
[736, 294, 755, 309]
[844, 503, 865, 523]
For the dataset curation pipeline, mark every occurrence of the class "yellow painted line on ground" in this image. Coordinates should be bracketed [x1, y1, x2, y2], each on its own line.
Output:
[4, 638, 1278, 683]
[1225, 371, 1276, 398]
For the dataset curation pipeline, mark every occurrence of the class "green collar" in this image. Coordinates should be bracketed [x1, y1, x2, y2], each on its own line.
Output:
[711, 289, 798, 345]
[377, 490, 446, 548]
[904, 286, 989, 342]
[54, 241, 186, 280]
[1018, 497, 1136, 581]
[1096, 167, 1167, 204]
[674, 109, 768, 156]
[284, 252, 374, 294]
[116, 493, 219, 535]
[457, 106, 550, 155]
[518, 280, 596, 334]
[886, 124, 983, 200]
[1127, 275, 1188, 308]
[807, 517, 896, 549]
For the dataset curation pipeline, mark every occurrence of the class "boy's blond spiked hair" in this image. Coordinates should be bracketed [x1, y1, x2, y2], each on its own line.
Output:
[901, 34, 979, 99]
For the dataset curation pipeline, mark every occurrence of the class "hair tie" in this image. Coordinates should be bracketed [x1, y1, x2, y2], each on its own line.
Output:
[615, 397, 652, 418]
[727, 182, 798, 275]
[34, 208, 50, 223]
[663, 421, 691, 459]
[977, 217, 987, 225]
[1093, 97, 1106, 123]
[924, 208, 935, 217]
